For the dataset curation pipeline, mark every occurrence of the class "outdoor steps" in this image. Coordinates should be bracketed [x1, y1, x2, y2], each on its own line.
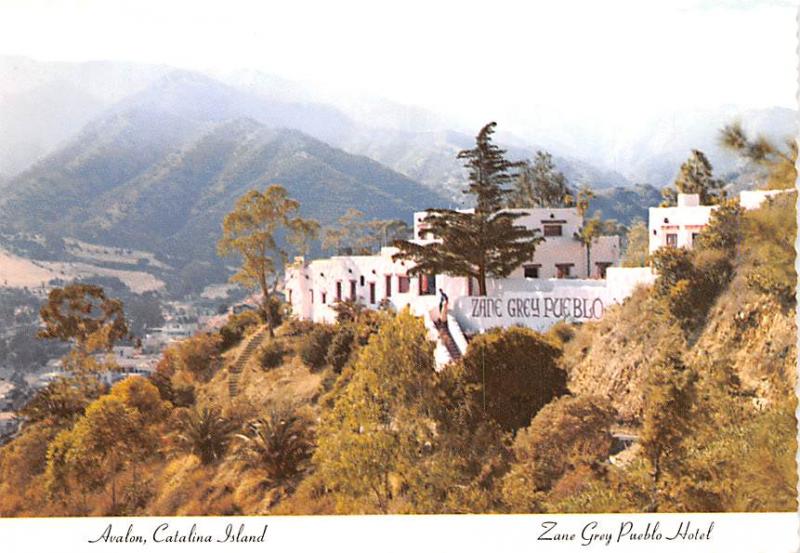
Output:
[435, 320, 462, 361]
[228, 326, 268, 398]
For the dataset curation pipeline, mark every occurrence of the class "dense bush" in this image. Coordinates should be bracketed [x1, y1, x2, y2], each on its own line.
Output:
[158, 333, 223, 383]
[281, 317, 316, 337]
[458, 327, 567, 433]
[299, 325, 335, 370]
[219, 310, 262, 350]
[326, 326, 355, 373]
[258, 340, 286, 370]
[741, 192, 797, 306]
[502, 395, 616, 511]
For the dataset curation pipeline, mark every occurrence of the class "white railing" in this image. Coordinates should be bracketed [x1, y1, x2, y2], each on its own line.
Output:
[446, 313, 469, 356]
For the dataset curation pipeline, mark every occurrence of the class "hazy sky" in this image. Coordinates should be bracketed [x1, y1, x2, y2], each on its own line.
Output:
[0, 0, 796, 132]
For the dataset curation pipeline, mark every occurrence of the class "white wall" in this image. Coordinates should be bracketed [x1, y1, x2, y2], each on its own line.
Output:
[450, 270, 655, 334]
[648, 204, 713, 253]
[287, 206, 624, 325]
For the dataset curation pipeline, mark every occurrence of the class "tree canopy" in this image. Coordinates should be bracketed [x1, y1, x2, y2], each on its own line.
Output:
[38, 284, 128, 353]
[322, 208, 410, 255]
[508, 151, 574, 209]
[393, 122, 543, 295]
[217, 185, 319, 335]
[661, 149, 725, 206]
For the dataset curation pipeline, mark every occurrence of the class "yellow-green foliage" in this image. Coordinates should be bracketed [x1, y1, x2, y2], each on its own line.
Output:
[741, 191, 796, 305]
[313, 309, 436, 513]
[44, 377, 168, 514]
[622, 219, 648, 267]
[502, 395, 616, 512]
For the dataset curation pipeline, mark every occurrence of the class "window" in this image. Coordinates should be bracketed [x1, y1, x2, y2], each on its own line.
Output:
[359, 275, 365, 286]
[523, 265, 540, 278]
[385, 275, 392, 297]
[556, 264, 573, 279]
[543, 224, 563, 237]
[666, 233, 678, 247]
[419, 274, 436, 295]
[349, 280, 357, 301]
[595, 262, 613, 279]
[691, 232, 700, 244]
[310, 289, 314, 303]
[321, 292, 327, 304]
[398, 276, 410, 293]
[288, 289, 292, 304]
[336, 281, 342, 301]
[369, 282, 376, 304]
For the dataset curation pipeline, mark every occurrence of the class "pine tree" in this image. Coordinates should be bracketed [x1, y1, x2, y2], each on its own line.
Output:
[719, 121, 797, 190]
[662, 150, 725, 206]
[508, 151, 574, 208]
[393, 122, 543, 296]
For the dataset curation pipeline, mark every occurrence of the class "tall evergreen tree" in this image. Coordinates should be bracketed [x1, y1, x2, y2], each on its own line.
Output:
[458, 122, 523, 214]
[661, 149, 725, 206]
[509, 151, 574, 208]
[393, 122, 543, 296]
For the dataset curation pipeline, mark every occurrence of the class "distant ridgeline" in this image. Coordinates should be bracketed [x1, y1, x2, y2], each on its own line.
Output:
[0, 115, 444, 292]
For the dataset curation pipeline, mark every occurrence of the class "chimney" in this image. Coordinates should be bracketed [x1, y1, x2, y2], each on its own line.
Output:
[677, 193, 700, 207]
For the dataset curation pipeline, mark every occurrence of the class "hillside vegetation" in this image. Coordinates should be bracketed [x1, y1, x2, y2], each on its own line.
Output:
[0, 191, 795, 515]
[565, 192, 796, 420]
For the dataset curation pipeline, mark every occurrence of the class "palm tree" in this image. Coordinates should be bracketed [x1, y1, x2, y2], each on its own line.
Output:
[236, 408, 314, 486]
[175, 407, 237, 464]
[574, 217, 602, 278]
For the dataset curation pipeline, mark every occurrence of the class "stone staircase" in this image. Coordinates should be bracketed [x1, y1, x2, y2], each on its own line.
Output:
[435, 319, 462, 361]
[228, 326, 268, 398]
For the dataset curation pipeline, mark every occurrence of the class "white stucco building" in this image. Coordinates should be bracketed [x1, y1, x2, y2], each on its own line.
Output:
[286, 206, 622, 323]
[285, 188, 789, 368]
[285, 205, 633, 369]
[648, 189, 792, 253]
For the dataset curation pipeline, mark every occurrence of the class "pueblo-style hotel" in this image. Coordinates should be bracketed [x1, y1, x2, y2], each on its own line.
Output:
[285, 189, 787, 367]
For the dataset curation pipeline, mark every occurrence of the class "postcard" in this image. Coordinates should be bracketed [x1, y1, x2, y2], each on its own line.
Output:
[0, 1, 796, 551]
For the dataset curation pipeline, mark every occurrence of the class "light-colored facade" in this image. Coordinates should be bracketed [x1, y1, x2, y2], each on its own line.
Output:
[648, 189, 792, 253]
[285, 206, 622, 327]
[648, 193, 713, 253]
[285, 188, 788, 368]
[412, 208, 620, 280]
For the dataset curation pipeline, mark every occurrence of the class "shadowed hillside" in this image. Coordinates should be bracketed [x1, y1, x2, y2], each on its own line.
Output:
[0, 112, 444, 270]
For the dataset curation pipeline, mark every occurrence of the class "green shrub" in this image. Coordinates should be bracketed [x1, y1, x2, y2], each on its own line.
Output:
[300, 325, 335, 370]
[219, 310, 262, 350]
[282, 317, 316, 337]
[326, 326, 355, 373]
[458, 326, 567, 432]
[258, 340, 286, 369]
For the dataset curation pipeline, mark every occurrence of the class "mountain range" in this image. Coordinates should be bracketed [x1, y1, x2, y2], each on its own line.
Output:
[0, 106, 441, 270]
[0, 56, 793, 295]
[4, 56, 792, 193]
